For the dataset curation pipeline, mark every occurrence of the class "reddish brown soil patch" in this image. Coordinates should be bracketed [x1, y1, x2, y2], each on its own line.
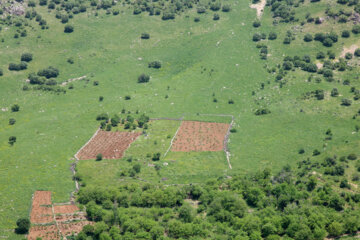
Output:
[54, 204, 79, 214]
[28, 225, 61, 240]
[76, 130, 141, 160]
[28, 191, 93, 240]
[58, 221, 94, 237]
[171, 121, 230, 152]
[30, 191, 53, 224]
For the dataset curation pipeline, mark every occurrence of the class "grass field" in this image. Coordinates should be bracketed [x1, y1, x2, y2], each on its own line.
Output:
[0, 0, 360, 237]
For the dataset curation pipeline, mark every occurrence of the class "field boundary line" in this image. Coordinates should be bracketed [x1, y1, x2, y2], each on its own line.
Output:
[163, 118, 183, 158]
[199, 113, 234, 169]
[74, 128, 100, 161]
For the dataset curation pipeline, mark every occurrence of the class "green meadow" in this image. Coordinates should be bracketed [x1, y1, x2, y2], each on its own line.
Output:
[0, 0, 359, 237]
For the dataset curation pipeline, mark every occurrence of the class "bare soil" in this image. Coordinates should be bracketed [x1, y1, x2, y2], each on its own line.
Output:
[30, 191, 53, 224]
[53, 204, 79, 214]
[340, 44, 359, 58]
[171, 121, 230, 152]
[58, 221, 94, 237]
[76, 130, 141, 160]
[28, 225, 61, 240]
[250, 0, 266, 18]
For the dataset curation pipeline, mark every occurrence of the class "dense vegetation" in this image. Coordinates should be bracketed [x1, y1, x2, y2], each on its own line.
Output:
[75, 154, 360, 239]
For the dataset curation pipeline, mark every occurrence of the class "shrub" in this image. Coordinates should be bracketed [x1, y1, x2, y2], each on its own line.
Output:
[197, 6, 206, 14]
[106, 124, 112, 131]
[230, 128, 237, 133]
[303, 34, 313, 42]
[21, 53, 33, 62]
[341, 98, 352, 106]
[352, 25, 360, 34]
[9, 136, 17, 145]
[96, 113, 109, 121]
[341, 30, 350, 38]
[252, 33, 261, 42]
[37, 66, 59, 79]
[298, 148, 305, 154]
[152, 152, 161, 161]
[283, 37, 291, 44]
[112, 9, 119, 15]
[11, 104, 20, 112]
[96, 153, 103, 161]
[125, 95, 131, 100]
[344, 52, 353, 60]
[253, 20, 261, 27]
[348, 153, 357, 160]
[8, 62, 27, 71]
[141, 33, 150, 39]
[268, 32, 277, 40]
[39, 0, 47, 6]
[99, 96, 104, 101]
[331, 88, 339, 97]
[64, 24, 74, 33]
[9, 118, 16, 125]
[0, 69, 3, 76]
[28, 0, 36, 7]
[323, 38, 333, 47]
[313, 149, 320, 156]
[137, 74, 150, 83]
[162, 12, 175, 20]
[67, 57, 74, 64]
[210, 2, 221, 11]
[15, 218, 30, 234]
[254, 108, 270, 115]
[133, 164, 141, 173]
[213, 13, 220, 20]
[222, 4, 231, 12]
[228, 99, 234, 104]
[148, 61, 161, 68]
[316, 52, 325, 59]
[355, 48, 360, 57]
[194, 17, 200, 22]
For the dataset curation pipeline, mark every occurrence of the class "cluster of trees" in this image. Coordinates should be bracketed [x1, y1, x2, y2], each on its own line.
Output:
[72, 152, 360, 239]
[27, 66, 60, 86]
[96, 113, 150, 131]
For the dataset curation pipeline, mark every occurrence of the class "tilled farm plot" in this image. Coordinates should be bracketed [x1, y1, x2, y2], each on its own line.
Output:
[171, 121, 230, 152]
[76, 130, 141, 160]
[30, 191, 53, 224]
[28, 191, 92, 240]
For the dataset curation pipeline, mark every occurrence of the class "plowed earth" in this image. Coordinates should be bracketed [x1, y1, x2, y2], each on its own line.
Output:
[76, 130, 141, 160]
[171, 121, 230, 152]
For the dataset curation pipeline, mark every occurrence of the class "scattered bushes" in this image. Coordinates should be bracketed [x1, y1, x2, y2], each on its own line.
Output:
[255, 108, 271, 115]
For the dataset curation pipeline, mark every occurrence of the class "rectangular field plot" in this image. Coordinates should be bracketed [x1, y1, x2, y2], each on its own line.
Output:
[171, 121, 230, 152]
[76, 130, 141, 160]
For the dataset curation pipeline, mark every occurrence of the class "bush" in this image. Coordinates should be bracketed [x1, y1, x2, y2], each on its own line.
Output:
[137, 74, 150, 83]
[21, 53, 33, 62]
[8, 62, 27, 71]
[148, 61, 161, 69]
[352, 25, 360, 34]
[252, 33, 261, 42]
[15, 218, 30, 234]
[253, 20, 261, 27]
[222, 4, 231, 12]
[96, 113, 109, 121]
[96, 153, 103, 161]
[303, 33, 313, 42]
[197, 6, 206, 14]
[0, 69, 3, 76]
[133, 164, 141, 173]
[341, 30, 350, 38]
[355, 48, 360, 57]
[210, 2, 221, 11]
[141, 33, 150, 39]
[341, 98, 352, 106]
[11, 104, 20, 112]
[213, 13, 220, 20]
[38, 66, 59, 79]
[323, 37, 333, 47]
[9, 118, 16, 125]
[254, 108, 270, 115]
[152, 152, 161, 161]
[64, 24, 74, 33]
[316, 52, 325, 59]
[39, 0, 47, 6]
[313, 149, 320, 156]
[9, 136, 17, 145]
[268, 32, 277, 40]
[348, 153, 357, 160]
[331, 88, 339, 97]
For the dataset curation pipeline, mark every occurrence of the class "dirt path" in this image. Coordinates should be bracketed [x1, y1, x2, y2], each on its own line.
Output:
[250, 0, 267, 18]
[163, 119, 183, 157]
[61, 75, 87, 86]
